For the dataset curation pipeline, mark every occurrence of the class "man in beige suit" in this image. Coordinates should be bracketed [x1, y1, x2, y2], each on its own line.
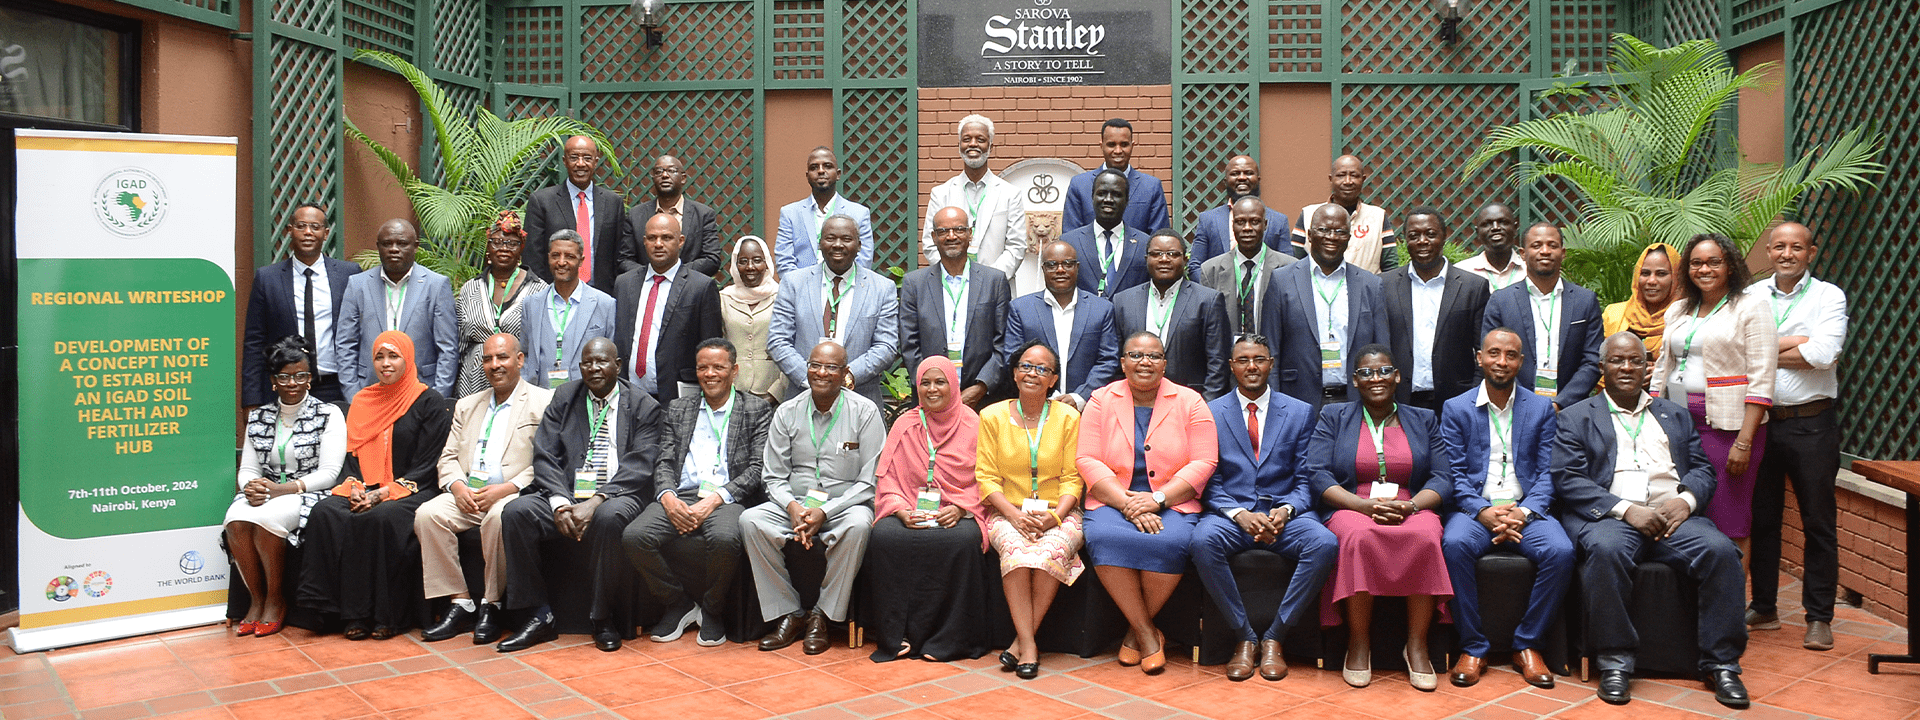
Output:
[416, 333, 555, 643]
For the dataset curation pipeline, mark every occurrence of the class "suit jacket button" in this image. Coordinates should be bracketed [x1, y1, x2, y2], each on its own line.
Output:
[1144, 444, 1151, 451]
[1147, 471, 1155, 478]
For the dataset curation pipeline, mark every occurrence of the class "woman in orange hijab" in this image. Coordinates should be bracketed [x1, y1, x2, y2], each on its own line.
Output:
[297, 331, 453, 640]
[1602, 243, 1679, 357]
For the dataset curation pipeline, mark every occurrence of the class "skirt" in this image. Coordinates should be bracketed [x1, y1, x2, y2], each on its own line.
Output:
[1319, 483, 1452, 626]
[987, 510, 1086, 585]
[224, 491, 322, 543]
[862, 516, 989, 662]
[295, 491, 432, 629]
[1690, 394, 1767, 538]
[1083, 506, 1195, 574]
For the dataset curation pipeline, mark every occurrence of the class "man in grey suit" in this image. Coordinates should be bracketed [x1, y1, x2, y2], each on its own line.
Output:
[899, 206, 1011, 408]
[1113, 230, 1232, 399]
[1198, 196, 1293, 336]
[742, 341, 886, 655]
[519, 231, 617, 389]
[619, 154, 724, 277]
[623, 338, 774, 646]
[774, 147, 875, 274]
[1382, 207, 1491, 412]
[767, 214, 900, 410]
[523, 135, 625, 292]
[337, 219, 458, 400]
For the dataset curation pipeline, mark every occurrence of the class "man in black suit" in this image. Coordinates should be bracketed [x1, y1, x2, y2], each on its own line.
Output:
[497, 338, 664, 653]
[1113, 230, 1231, 399]
[1381, 207, 1490, 412]
[614, 213, 724, 404]
[621, 338, 774, 646]
[1555, 332, 1748, 709]
[899, 206, 1011, 408]
[620, 154, 724, 277]
[242, 203, 360, 405]
[524, 135, 626, 292]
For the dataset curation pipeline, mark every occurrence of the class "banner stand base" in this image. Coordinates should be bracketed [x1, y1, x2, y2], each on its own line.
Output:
[8, 605, 225, 653]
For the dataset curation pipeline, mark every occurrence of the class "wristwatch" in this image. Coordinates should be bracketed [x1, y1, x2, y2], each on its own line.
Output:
[1277, 504, 1295, 522]
[1150, 490, 1166, 508]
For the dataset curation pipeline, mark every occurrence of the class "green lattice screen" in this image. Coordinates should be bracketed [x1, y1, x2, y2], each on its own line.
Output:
[1173, 0, 1258, 234]
[1790, 0, 1920, 461]
[1174, 84, 1254, 233]
[771, 0, 827, 82]
[1731, 0, 1788, 38]
[1523, 85, 1614, 231]
[1266, 1, 1326, 75]
[1337, 83, 1521, 232]
[272, 0, 334, 34]
[579, 91, 760, 251]
[579, 1, 755, 84]
[499, 5, 567, 85]
[1549, 0, 1618, 71]
[1663, 0, 1720, 42]
[1183, 0, 1252, 77]
[843, 0, 912, 80]
[1342, 0, 1532, 74]
[266, 37, 343, 260]
[341, 0, 414, 56]
[837, 87, 916, 273]
[500, 94, 566, 208]
[435, 0, 489, 79]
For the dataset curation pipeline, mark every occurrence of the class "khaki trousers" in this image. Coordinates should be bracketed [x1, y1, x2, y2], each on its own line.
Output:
[413, 490, 509, 601]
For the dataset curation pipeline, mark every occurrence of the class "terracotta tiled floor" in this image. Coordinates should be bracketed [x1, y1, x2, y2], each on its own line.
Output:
[2, 575, 1913, 720]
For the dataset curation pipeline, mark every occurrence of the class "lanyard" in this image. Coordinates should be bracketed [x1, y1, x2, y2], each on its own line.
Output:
[706, 400, 731, 460]
[1610, 396, 1648, 467]
[475, 398, 509, 463]
[384, 278, 407, 330]
[965, 184, 987, 234]
[916, 409, 941, 490]
[1769, 285, 1805, 329]
[583, 393, 612, 467]
[1097, 227, 1120, 293]
[1488, 403, 1511, 479]
[490, 267, 521, 333]
[1231, 247, 1264, 301]
[1533, 286, 1559, 367]
[943, 274, 967, 337]
[825, 271, 854, 329]
[1015, 400, 1050, 495]
[1677, 294, 1729, 373]
[807, 394, 844, 486]
[273, 418, 294, 483]
[1150, 282, 1181, 336]
[1314, 272, 1344, 340]
[1363, 405, 1396, 482]
[548, 292, 577, 366]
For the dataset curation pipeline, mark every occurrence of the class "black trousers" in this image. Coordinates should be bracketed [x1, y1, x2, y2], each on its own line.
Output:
[1565, 514, 1747, 673]
[621, 493, 745, 614]
[500, 493, 644, 620]
[1750, 408, 1841, 623]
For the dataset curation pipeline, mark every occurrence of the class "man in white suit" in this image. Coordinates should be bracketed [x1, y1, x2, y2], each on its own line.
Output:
[767, 214, 899, 410]
[774, 147, 875, 275]
[337, 219, 458, 399]
[518, 231, 617, 389]
[921, 114, 1030, 295]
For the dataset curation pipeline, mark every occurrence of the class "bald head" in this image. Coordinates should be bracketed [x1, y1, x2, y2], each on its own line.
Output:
[1766, 221, 1818, 286]
[1224, 155, 1261, 199]
[642, 212, 685, 272]
[1329, 155, 1368, 205]
[375, 219, 420, 280]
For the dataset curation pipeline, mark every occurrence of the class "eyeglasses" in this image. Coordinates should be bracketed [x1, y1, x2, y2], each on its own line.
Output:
[1310, 227, 1352, 238]
[289, 222, 326, 232]
[487, 238, 523, 248]
[1123, 352, 1165, 362]
[650, 167, 684, 177]
[1353, 366, 1398, 380]
[1146, 249, 1184, 259]
[1602, 356, 1649, 368]
[1229, 356, 1272, 367]
[807, 362, 847, 374]
[1016, 363, 1056, 376]
[1042, 260, 1080, 270]
[272, 372, 313, 385]
[564, 153, 598, 163]
[931, 227, 970, 238]
[1688, 257, 1728, 270]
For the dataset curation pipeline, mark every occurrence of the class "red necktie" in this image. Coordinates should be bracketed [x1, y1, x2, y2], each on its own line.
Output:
[576, 191, 594, 284]
[634, 275, 664, 379]
[1247, 402, 1260, 459]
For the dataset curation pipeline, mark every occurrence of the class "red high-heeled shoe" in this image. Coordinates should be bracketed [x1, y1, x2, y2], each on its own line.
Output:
[254, 620, 283, 637]
[234, 621, 256, 637]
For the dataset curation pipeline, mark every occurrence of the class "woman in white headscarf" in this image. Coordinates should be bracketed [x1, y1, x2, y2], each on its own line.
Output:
[720, 235, 785, 403]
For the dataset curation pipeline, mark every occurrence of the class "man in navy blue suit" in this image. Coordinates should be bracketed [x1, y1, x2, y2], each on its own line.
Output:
[1555, 332, 1748, 709]
[1439, 327, 1573, 689]
[1060, 170, 1151, 299]
[1112, 231, 1230, 399]
[1258, 204, 1389, 411]
[243, 203, 360, 405]
[1001, 241, 1119, 410]
[1062, 118, 1169, 233]
[1481, 223, 1603, 409]
[1188, 156, 1290, 279]
[1190, 335, 1337, 682]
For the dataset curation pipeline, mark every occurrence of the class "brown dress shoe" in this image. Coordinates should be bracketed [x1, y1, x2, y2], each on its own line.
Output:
[802, 609, 832, 655]
[759, 612, 806, 651]
[1225, 640, 1257, 681]
[1449, 654, 1486, 687]
[1259, 639, 1288, 681]
[1804, 620, 1835, 651]
[1515, 648, 1554, 688]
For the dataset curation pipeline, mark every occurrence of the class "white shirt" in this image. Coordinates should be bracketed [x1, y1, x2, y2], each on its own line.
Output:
[291, 256, 338, 374]
[1460, 251, 1525, 291]
[1043, 290, 1082, 402]
[544, 285, 583, 369]
[1145, 281, 1181, 338]
[1604, 392, 1696, 519]
[471, 392, 517, 485]
[1222, 387, 1271, 521]
[1095, 221, 1125, 285]
[1409, 261, 1448, 392]
[1525, 277, 1565, 375]
[554, 385, 622, 509]
[1474, 383, 1522, 508]
[821, 264, 857, 342]
[380, 266, 411, 331]
[941, 266, 970, 356]
[1232, 245, 1270, 321]
[631, 262, 680, 394]
[1746, 274, 1846, 405]
[1310, 261, 1352, 386]
[675, 392, 737, 504]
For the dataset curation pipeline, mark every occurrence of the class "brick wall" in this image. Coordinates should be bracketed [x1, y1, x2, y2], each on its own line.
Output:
[916, 85, 1175, 238]
[1780, 482, 1909, 627]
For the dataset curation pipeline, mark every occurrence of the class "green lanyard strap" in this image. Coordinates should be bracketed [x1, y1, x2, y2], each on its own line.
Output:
[1533, 287, 1560, 367]
[273, 418, 294, 484]
[1015, 400, 1051, 496]
[917, 409, 941, 490]
[1314, 273, 1345, 340]
[1150, 282, 1182, 337]
[548, 292, 577, 365]
[583, 394, 612, 468]
[489, 267, 521, 333]
[1231, 247, 1265, 301]
[384, 279, 407, 331]
[943, 274, 967, 339]
[1362, 405, 1397, 483]
[1488, 404, 1511, 481]
[1769, 286, 1804, 329]
[807, 395, 844, 487]
[1676, 294, 1729, 375]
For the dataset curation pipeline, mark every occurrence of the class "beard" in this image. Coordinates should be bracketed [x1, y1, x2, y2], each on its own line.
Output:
[963, 152, 989, 170]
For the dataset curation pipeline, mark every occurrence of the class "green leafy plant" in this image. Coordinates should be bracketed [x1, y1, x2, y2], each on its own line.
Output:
[342, 49, 622, 285]
[1464, 34, 1884, 304]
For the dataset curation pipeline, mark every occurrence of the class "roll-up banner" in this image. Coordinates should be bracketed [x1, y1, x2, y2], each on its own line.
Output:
[11, 129, 236, 652]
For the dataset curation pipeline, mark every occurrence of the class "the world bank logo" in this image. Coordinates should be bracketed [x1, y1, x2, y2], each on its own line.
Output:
[46, 576, 78, 602]
[179, 550, 204, 576]
[91, 167, 170, 238]
[83, 571, 113, 598]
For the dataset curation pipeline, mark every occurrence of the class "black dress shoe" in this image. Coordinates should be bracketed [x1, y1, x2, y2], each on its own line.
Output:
[802, 609, 831, 655]
[422, 605, 477, 642]
[496, 615, 558, 653]
[759, 612, 806, 651]
[1704, 669, 1750, 709]
[998, 651, 1018, 671]
[594, 620, 623, 652]
[472, 604, 503, 645]
[1597, 669, 1632, 705]
[1015, 661, 1040, 679]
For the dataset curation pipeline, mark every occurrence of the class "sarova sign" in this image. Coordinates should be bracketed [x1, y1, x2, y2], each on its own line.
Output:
[920, 0, 1168, 87]
[980, 8, 1107, 57]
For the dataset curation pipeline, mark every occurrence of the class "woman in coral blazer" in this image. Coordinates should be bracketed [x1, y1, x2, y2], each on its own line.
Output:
[1075, 332, 1219, 673]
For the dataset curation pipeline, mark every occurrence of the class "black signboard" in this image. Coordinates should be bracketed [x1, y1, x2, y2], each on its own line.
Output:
[917, 0, 1171, 87]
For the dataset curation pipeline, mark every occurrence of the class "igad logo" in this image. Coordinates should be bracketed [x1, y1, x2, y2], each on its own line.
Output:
[91, 167, 171, 238]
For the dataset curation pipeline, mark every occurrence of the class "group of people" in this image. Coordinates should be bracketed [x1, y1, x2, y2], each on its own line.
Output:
[233, 114, 1849, 710]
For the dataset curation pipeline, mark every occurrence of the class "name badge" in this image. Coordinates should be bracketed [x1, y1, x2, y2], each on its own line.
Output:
[1021, 497, 1050, 514]
[547, 368, 569, 389]
[1613, 469, 1650, 503]
[697, 476, 721, 499]
[1368, 481, 1400, 500]
[803, 487, 830, 509]
[1320, 341, 1343, 371]
[1535, 368, 1558, 397]
[573, 470, 598, 499]
[465, 473, 488, 490]
[916, 489, 942, 527]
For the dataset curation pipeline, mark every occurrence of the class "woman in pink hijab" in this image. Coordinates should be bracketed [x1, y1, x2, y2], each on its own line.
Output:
[862, 356, 990, 663]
